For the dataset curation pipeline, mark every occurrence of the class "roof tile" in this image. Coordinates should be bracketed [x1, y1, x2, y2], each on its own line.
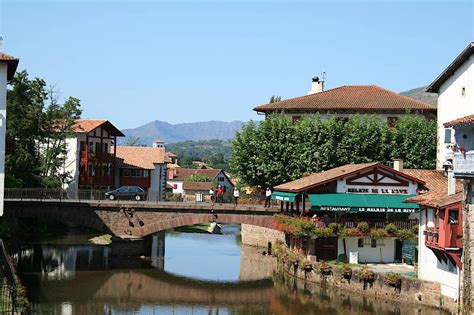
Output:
[116, 146, 166, 169]
[254, 85, 436, 113]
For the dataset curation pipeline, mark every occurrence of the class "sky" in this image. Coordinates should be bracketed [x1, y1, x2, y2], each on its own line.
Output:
[0, 0, 472, 129]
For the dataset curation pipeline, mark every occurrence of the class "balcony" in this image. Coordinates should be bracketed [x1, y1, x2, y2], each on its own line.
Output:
[453, 151, 474, 178]
[322, 218, 419, 230]
[424, 226, 462, 249]
[80, 151, 115, 163]
[79, 175, 115, 186]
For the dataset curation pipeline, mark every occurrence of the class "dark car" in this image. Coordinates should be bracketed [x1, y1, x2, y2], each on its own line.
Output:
[105, 186, 145, 201]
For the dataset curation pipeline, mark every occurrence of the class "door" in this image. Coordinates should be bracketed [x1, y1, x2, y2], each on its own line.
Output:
[313, 237, 338, 261]
[395, 239, 402, 262]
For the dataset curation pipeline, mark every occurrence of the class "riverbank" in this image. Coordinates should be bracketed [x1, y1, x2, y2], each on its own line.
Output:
[275, 260, 455, 314]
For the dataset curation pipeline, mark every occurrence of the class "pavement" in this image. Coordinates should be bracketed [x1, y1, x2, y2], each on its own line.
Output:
[360, 263, 415, 276]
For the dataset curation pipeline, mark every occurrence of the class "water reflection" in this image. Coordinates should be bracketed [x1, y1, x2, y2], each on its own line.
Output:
[12, 227, 447, 315]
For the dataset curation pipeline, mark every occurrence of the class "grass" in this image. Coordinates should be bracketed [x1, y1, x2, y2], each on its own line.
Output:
[174, 223, 211, 234]
[89, 234, 112, 245]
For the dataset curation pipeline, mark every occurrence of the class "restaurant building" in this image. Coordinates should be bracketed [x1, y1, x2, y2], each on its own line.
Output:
[272, 162, 424, 263]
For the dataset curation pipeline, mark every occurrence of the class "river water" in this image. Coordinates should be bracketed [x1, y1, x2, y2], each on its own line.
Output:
[12, 224, 446, 314]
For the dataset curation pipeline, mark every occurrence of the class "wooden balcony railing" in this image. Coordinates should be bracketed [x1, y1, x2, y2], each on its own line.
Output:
[424, 226, 462, 249]
[79, 175, 115, 186]
[325, 218, 418, 230]
[80, 151, 115, 162]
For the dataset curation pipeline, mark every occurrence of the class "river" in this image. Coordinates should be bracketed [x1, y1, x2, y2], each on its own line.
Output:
[11, 224, 446, 314]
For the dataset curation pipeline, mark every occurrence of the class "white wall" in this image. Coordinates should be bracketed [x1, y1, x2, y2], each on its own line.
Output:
[63, 137, 79, 194]
[0, 64, 7, 216]
[215, 170, 234, 197]
[150, 163, 167, 201]
[418, 208, 460, 299]
[437, 55, 474, 169]
[337, 237, 396, 263]
[168, 180, 184, 194]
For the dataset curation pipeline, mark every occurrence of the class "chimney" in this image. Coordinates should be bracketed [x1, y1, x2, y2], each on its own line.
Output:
[448, 169, 456, 196]
[393, 159, 403, 172]
[152, 140, 165, 148]
[308, 76, 324, 95]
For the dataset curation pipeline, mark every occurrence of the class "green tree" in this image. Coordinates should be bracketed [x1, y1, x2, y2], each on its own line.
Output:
[231, 114, 297, 187]
[269, 95, 282, 103]
[337, 115, 391, 165]
[124, 136, 143, 146]
[184, 174, 213, 182]
[390, 115, 437, 169]
[6, 71, 82, 188]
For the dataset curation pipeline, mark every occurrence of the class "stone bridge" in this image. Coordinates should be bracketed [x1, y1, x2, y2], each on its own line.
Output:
[4, 200, 278, 239]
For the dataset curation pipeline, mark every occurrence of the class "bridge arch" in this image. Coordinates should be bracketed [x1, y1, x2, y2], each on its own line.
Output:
[133, 213, 274, 238]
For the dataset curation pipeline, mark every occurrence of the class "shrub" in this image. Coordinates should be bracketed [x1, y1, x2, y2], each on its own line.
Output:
[327, 223, 341, 233]
[370, 228, 388, 239]
[340, 227, 359, 237]
[396, 228, 416, 240]
[358, 267, 375, 281]
[166, 193, 183, 202]
[384, 223, 398, 235]
[357, 222, 370, 234]
[315, 227, 335, 238]
[318, 261, 332, 275]
[384, 272, 402, 287]
[411, 225, 419, 235]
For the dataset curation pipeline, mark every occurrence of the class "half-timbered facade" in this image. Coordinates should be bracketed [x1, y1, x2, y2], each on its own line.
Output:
[273, 162, 424, 263]
[64, 120, 124, 193]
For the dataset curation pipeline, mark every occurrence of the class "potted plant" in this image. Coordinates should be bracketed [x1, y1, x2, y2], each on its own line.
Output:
[339, 264, 353, 280]
[318, 261, 332, 276]
[359, 267, 375, 282]
[384, 272, 402, 288]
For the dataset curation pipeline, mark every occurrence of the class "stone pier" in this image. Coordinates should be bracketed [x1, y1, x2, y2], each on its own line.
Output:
[240, 224, 285, 248]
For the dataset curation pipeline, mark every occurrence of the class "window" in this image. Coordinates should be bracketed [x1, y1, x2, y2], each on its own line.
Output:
[462, 86, 466, 96]
[371, 239, 377, 248]
[80, 141, 86, 152]
[103, 143, 108, 153]
[387, 117, 398, 129]
[89, 142, 94, 153]
[173, 184, 177, 189]
[448, 209, 459, 224]
[445, 128, 452, 144]
[358, 239, 364, 248]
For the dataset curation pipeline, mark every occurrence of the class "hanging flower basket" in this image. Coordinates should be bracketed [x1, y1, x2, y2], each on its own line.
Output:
[304, 263, 313, 272]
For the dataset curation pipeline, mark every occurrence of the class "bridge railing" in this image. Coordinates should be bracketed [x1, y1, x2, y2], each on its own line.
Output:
[4, 188, 274, 207]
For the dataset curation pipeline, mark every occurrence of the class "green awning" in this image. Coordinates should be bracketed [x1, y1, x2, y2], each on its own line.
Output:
[308, 194, 419, 213]
[272, 191, 297, 202]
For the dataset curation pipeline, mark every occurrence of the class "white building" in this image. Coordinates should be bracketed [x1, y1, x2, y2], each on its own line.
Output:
[0, 53, 18, 216]
[168, 168, 234, 199]
[115, 145, 168, 201]
[426, 42, 474, 170]
[254, 80, 436, 125]
[63, 120, 124, 194]
[403, 169, 463, 300]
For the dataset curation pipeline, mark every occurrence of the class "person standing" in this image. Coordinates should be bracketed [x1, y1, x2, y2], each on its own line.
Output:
[265, 187, 272, 208]
[233, 187, 240, 206]
[209, 187, 215, 204]
[217, 185, 224, 203]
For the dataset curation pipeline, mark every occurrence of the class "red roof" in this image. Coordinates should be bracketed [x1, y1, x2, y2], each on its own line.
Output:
[444, 114, 474, 127]
[72, 119, 124, 137]
[0, 52, 19, 81]
[275, 163, 425, 193]
[116, 146, 166, 169]
[403, 169, 463, 208]
[172, 168, 223, 181]
[254, 85, 436, 113]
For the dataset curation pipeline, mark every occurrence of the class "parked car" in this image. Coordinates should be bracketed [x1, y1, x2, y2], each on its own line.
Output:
[105, 186, 145, 201]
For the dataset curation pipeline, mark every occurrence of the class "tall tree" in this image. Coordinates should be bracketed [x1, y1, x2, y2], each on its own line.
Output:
[124, 136, 143, 146]
[269, 95, 282, 103]
[390, 115, 437, 169]
[6, 70, 82, 188]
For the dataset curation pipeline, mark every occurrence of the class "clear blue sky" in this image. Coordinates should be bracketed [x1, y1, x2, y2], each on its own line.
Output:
[0, 0, 472, 129]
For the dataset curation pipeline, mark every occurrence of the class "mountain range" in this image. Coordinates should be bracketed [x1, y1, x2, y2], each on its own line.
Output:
[119, 120, 246, 145]
[120, 86, 437, 145]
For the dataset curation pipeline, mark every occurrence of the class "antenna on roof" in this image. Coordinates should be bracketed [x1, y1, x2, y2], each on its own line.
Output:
[321, 70, 326, 82]
[0, 36, 3, 51]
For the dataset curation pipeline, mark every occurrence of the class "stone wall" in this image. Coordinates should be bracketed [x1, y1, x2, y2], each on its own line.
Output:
[239, 245, 277, 281]
[241, 224, 285, 248]
[277, 261, 457, 314]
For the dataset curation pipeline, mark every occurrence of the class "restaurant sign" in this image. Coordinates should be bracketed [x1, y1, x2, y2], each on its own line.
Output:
[316, 206, 416, 213]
